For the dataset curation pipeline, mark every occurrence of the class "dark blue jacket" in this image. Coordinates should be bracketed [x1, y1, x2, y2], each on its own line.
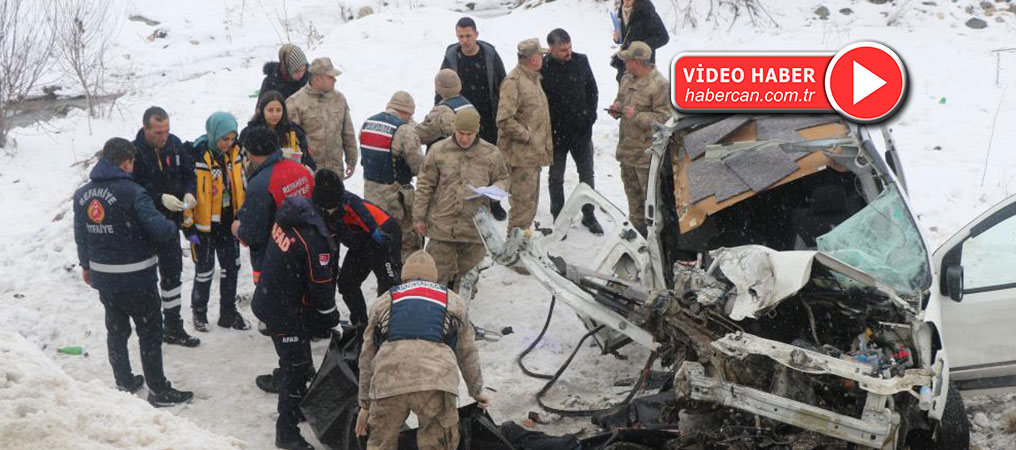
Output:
[251, 196, 338, 334]
[131, 129, 196, 223]
[237, 151, 314, 276]
[73, 159, 178, 292]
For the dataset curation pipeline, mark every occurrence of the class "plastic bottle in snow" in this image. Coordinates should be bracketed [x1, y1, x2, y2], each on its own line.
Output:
[57, 346, 84, 356]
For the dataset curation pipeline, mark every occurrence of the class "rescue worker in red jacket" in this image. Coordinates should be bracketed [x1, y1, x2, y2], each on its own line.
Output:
[251, 193, 340, 450]
[315, 169, 402, 326]
[235, 126, 315, 284]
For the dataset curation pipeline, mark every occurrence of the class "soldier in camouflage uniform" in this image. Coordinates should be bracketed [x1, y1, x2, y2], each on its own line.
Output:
[413, 109, 509, 291]
[361, 91, 425, 262]
[496, 38, 553, 233]
[417, 69, 476, 147]
[608, 41, 671, 236]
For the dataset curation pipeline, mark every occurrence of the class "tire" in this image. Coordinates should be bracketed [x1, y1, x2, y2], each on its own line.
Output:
[905, 382, 970, 450]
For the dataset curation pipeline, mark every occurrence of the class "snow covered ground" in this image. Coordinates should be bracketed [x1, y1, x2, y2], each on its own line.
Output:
[3, 0, 1016, 448]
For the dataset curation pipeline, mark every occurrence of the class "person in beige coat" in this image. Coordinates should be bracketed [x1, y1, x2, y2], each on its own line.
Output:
[413, 109, 509, 291]
[496, 38, 553, 233]
[361, 91, 425, 262]
[356, 250, 489, 450]
[417, 69, 476, 147]
[286, 57, 358, 177]
[608, 41, 671, 236]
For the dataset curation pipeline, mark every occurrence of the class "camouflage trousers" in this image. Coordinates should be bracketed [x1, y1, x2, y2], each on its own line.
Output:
[507, 166, 542, 232]
[367, 391, 459, 450]
[365, 184, 423, 263]
[620, 164, 650, 229]
[425, 239, 485, 293]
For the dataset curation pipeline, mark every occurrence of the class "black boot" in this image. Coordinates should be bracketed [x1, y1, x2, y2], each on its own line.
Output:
[490, 200, 507, 221]
[148, 383, 194, 407]
[193, 310, 209, 332]
[581, 205, 604, 236]
[116, 374, 145, 393]
[256, 368, 282, 394]
[218, 308, 250, 330]
[163, 319, 201, 347]
[275, 433, 314, 450]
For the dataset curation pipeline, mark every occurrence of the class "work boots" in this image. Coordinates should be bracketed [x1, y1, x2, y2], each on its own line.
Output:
[193, 310, 209, 332]
[275, 433, 314, 450]
[581, 204, 603, 236]
[148, 384, 194, 407]
[218, 308, 250, 330]
[116, 374, 145, 394]
[163, 319, 201, 347]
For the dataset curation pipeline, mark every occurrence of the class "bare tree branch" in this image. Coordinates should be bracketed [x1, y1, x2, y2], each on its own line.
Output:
[0, 0, 56, 147]
[53, 0, 120, 125]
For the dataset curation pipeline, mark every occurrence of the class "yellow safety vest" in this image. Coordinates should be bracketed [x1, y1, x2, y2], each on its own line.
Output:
[185, 144, 246, 233]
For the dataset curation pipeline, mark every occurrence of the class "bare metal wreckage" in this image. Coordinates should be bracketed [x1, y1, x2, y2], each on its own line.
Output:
[475, 115, 1016, 449]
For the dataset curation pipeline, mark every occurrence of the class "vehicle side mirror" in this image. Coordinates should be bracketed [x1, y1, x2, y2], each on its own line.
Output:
[945, 265, 964, 302]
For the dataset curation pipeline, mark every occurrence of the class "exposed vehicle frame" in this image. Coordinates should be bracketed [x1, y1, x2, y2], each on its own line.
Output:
[474, 115, 971, 449]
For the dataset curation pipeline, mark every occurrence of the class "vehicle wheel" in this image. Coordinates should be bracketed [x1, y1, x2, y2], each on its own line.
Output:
[905, 382, 970, 450]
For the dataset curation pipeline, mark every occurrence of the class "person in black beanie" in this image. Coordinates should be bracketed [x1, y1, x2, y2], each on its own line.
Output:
[314, 169, 403, 326]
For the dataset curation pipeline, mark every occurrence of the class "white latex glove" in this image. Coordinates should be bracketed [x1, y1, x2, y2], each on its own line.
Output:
[183, 193, 197, 210]
[161, 194, 185, 212]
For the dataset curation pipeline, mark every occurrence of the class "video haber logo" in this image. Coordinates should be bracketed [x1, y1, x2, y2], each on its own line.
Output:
[670, 42, 908, 123]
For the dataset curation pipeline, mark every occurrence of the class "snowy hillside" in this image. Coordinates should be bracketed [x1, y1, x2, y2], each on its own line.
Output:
[3, 0, 1016, 449]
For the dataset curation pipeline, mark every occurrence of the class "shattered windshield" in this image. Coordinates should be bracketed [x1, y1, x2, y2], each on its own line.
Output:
[816, 184, 931, 296]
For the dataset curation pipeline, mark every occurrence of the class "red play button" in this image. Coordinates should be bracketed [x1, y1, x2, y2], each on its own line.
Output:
[824, 42, 907, 122]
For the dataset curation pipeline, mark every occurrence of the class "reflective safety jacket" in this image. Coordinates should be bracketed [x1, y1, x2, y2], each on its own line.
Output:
[360, 112, 414, 185]
[73, 159, 178, 291]
[185, 143, 246, 233]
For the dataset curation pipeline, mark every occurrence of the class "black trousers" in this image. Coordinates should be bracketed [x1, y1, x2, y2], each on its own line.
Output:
[548, 135, 596, 218]
[271, 332, 312, 440]
[157, 233, 183, 322]
[338, 221, 402, 325]
[99, 287, 170, 392]
[190, 230, 240, 314]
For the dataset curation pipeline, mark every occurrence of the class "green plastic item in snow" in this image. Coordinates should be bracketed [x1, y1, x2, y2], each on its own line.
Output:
[57, 346, 84, 356]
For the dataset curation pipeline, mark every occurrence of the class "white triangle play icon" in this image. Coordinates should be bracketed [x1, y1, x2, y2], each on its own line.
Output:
[853, 61, 887, 105]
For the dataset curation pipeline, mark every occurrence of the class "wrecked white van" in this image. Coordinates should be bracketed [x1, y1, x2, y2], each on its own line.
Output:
[475, 115, 1014, 449]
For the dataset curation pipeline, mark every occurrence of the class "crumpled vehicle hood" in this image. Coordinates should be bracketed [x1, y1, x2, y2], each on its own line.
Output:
[708, 245, 918, 321]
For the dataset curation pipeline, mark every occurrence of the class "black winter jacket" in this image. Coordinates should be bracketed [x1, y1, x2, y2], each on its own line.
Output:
[259, 62, 310, 101]
[131, 129, 196, 223]
[251, 196, 339, 335]
[613, 0, 670, 80]
[541, 52, 599, 140]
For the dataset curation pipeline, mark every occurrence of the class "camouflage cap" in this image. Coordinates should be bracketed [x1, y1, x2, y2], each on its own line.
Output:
[517, 38, 549, 58]
[435, 69, 462, 99]
[402, 250, 438, 282]
[617, 41, 652, 61]
[309, 57, 341, 77]
[387, 91, 416, 114]
[453, 108, 481, 133]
